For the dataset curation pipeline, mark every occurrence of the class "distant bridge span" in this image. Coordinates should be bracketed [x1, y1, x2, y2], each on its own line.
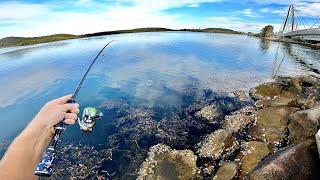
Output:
[277, 5, 320, 42]
[282, 28, 320, 41]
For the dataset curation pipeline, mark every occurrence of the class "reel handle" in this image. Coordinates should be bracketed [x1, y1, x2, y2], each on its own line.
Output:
[34, 98, 76, 177]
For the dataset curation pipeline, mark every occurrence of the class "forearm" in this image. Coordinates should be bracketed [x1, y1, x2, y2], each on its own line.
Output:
[0, 95, 78, 179]
[0, 117, 53, 179]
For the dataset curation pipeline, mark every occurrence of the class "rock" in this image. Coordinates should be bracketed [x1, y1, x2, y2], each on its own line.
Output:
[288, 106, 320, 144]
[222, 106, 256, 134]
[137, 144, 200, 180]
[250, 76, 320, 109]
[255, 96, 295, 108]
[294, 86, 320, 109]
[248, 106, 297, 148]
[247, 140, 320, 180]
[232, 90, 247, 102]
[196, 129, 238, 160]
[249, 81, 300, 102]
[196, 104, 221, 122]
[213, 161, 238, 180]
[238, 141, 271, 178]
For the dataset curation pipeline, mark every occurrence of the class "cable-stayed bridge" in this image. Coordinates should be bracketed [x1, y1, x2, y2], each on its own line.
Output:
[276, 4, 320, 42]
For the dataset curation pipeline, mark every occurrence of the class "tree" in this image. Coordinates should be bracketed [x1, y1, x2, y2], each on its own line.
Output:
[260, 25, 274, 37]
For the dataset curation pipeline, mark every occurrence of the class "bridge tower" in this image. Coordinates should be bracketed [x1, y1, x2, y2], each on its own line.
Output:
[280, 4, 297, 33]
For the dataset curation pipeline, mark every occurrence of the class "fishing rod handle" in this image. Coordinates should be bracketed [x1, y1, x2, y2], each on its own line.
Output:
[35, 98, 76, 177]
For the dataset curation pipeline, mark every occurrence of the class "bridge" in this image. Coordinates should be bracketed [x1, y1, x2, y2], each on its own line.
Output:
[276, 4, 320, 42]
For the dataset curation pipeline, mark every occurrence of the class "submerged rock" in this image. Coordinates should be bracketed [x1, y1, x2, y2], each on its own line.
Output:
[288, 106, 320, 144]
[232, 90, 247, 102]
[248, 106, 297, 148]
[222, 106, 256, 134]
[238, 141, 270, 178]
[247, 140, 320, 179]
[196, 104, 222, 122]
[196, 129, 238, 160]
[213, 161, 238, 180]
[137, 144, 200, 180]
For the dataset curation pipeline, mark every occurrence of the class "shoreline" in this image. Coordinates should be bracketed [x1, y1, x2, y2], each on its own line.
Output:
[0, 27, 242, 49]
[137, 75, 320, 179]
[263, 36, 320, 49]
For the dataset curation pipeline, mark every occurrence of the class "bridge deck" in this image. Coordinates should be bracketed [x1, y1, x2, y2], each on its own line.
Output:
[282, 28, 320, 37]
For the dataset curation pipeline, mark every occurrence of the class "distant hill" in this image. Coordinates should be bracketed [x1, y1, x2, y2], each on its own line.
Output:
[180, 28, 242, 34]
[82, 27, 173, 37]
[0, 27, 243, 48]
[0, 34, 77, 48]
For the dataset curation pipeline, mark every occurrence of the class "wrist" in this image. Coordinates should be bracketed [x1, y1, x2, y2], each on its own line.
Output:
[22, 117, 54, 142]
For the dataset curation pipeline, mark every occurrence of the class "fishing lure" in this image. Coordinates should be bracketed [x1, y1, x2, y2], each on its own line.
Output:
[78, 107, 103, 132]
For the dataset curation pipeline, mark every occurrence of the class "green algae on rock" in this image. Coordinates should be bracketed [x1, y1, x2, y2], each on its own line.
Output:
[137, 144, 200, 180]
[196, 129, 238, 160]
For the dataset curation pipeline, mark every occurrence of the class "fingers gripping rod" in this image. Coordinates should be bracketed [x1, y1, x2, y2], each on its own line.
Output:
[35, 40, 116, 177]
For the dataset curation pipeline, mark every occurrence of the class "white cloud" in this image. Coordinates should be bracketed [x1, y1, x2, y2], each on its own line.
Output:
[0, 2, 50, 20]
[238, 8, 259, 17]
[297, 2, 320, 17]
[259, 2, 320, 17]
[207, 16, 282, 32]
[260, 8, 287, 15]
[0, 0, 318, 38]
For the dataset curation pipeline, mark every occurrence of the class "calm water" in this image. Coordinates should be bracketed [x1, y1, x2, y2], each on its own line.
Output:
[0, 32, 319, 147]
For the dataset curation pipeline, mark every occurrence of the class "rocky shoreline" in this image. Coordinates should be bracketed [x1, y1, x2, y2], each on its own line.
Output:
[137, 76, 320, 179]
[22, 75, 319, 179]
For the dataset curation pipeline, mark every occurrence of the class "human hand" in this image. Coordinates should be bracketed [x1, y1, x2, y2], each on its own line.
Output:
[30, 94, 80, 136]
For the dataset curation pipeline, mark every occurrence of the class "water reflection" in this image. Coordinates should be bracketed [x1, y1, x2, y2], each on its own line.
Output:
[260, 39, 270, 51]
[0, 32, 319, 143]
[271, 40, 320, 78]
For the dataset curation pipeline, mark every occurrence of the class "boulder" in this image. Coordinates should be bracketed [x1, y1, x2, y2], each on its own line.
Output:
[247, 140, 320, 180]
[197, 129, 238, 160]
[248, 106, 297, 147]
[255, 96, 295, 109]
[137, 144, 200, 180]
[237, 141, 271, 178]
[293, 86, 320, 109]
[249, 77, 307, 102]
[288, 106, 320, 144]
[213, 161, 238, 180]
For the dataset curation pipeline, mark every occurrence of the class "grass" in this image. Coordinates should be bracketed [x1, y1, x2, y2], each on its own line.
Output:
[0, 27, 243, 48]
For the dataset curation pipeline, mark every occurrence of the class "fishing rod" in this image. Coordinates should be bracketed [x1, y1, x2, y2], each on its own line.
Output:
[35, 40, 116, 177]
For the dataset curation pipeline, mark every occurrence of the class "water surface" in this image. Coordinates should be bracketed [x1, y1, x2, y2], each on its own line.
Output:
[0, 32, 319, 148]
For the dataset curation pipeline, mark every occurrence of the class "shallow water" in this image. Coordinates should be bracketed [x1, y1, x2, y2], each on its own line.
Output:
[0, 32, 319, 158]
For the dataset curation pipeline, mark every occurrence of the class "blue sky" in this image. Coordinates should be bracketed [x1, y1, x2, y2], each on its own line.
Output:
[0, 0, 319, 38]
